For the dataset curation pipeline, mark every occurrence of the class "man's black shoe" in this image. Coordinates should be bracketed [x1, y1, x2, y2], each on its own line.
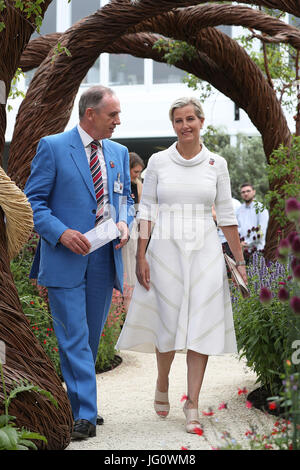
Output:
[71, 419, 96, 440]
[97, 415, 104, 425]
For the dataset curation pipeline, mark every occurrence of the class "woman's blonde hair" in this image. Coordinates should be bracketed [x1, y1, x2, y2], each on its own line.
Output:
[169, 97, 205, 122]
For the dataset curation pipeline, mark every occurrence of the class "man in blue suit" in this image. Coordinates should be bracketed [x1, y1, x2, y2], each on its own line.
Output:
[25, 86, 134, 440]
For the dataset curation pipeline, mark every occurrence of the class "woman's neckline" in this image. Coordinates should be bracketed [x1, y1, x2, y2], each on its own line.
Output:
[169, 141, 207, 167]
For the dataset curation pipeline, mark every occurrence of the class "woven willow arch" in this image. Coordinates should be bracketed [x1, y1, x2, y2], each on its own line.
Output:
[10, 4, 298, 258]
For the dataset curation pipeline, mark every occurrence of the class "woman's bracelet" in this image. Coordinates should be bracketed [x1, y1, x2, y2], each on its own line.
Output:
[236, 260, 246, 266]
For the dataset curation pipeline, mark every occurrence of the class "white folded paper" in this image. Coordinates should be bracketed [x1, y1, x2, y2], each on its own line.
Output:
[84, 218, 121, 254]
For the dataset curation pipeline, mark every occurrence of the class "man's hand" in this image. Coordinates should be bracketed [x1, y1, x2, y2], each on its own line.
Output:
[115, 221, 130, 250]
[59, 229, 91, 255]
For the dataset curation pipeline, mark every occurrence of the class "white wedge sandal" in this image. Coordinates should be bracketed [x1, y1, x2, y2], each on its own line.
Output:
[154, 387, 170, 418]
[183, 402, 202, 433]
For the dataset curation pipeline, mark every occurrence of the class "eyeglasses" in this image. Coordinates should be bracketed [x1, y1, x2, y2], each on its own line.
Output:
[241, 190, 252, 194]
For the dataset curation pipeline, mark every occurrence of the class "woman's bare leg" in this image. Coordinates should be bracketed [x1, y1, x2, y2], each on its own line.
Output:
[185, 350, 208, 410]
[155, 348, 175, 416]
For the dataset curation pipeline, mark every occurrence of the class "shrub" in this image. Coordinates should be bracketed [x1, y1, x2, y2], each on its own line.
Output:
[233, 196, 300, 396]
[96, 289, 127, 372]
[233, 253, 293, 395]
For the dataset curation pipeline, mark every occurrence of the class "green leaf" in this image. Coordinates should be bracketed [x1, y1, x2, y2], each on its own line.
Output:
[0, 428, 12, 449]
[3, 426, 18, 449]
[19, 429, 47, 444]
[17, 439, 38, 450]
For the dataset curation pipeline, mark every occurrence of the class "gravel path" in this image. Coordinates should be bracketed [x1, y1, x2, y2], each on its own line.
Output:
[66, 351, 276, 451]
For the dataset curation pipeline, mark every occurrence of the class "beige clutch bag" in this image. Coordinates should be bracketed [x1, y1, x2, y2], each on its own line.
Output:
[224, 253, 250, 298]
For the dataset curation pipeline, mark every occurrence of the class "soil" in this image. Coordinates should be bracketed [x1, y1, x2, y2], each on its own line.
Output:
[247, 386, 287, 417]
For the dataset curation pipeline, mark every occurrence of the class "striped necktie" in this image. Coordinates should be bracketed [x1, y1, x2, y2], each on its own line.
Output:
[90, 140, 104, 225]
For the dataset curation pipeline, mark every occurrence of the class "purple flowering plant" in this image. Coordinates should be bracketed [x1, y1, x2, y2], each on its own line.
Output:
[232, 197, 300, 396]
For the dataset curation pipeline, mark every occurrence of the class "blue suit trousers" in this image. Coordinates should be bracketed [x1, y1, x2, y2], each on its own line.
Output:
[47, 242, 115, 425]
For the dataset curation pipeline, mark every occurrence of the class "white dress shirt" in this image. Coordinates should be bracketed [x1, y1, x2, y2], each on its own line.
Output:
[236, 200, 269, 250]
[77, 124, 110, 218]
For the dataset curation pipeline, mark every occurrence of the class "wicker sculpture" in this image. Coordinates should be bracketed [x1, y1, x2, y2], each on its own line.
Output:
[9, 1, 299, 259]
[0, 0, 73, 450]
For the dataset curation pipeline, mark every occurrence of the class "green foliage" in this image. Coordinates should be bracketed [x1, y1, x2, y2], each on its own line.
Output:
[0, 0, 47, 32]
[153, 38, 197, 63]
[7, 68, 25, 111]
[202, 126, 269, 201]
[264, 136, 300, 228]
[96, 291, 128, 372]
[51, 42, 72, 63]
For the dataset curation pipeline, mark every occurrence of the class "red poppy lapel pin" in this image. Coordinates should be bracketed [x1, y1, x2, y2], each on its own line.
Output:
[110, 161, 115, 168]
[209, 158, 215, 165]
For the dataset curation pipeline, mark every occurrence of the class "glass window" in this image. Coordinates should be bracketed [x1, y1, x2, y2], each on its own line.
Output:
[72, 1, 101, 84]
[109, 55, 144, 86]
[82, 58, 100, 85]
[153, 62, 185, 84]
[217, 25, 232, 37]
[30, 0, 57, 39]
[289, 14, 300, 28]
[72, 0, 100, 24]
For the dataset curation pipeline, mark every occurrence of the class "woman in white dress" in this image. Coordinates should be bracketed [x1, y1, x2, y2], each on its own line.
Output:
[116, 97, 247, 433]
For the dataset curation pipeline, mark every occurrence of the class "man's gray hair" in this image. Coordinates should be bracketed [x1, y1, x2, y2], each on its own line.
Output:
[169, 97, 205, 121]
[79, 85, 115, 120]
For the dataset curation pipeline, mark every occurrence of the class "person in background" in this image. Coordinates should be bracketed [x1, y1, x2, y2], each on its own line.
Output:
[236, 183, 269, 263]
[122, 152, 145, 289]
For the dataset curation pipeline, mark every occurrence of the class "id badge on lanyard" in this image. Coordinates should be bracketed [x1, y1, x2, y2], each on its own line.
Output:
[114, 173, 123, 194]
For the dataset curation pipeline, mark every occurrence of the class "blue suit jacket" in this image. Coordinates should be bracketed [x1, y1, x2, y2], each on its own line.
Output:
[25, 126, 134, 292]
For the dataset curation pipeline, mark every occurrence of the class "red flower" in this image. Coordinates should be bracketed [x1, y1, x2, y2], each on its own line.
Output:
[202, 410, 214, 416]
[218, 402, 227, 410]
[181, 446, 188, 450]
[290, 296, 300, 314]
[30, 301, 34, 305]
[194, 427, 204, 436]
[268, 401, 277, 410]
[291, 236, 300, 259]
[278, 238, 290, 256]
[246, 401, 253, 409]
[292, 264, 300, 280]
[259, 287, 272, 304]
[238, 387, 248, 395]
[278, 287, 289, 302]
[180, 394, 188, 403]
[285, 198, 300, 221]
[287, 231, 298, 244]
